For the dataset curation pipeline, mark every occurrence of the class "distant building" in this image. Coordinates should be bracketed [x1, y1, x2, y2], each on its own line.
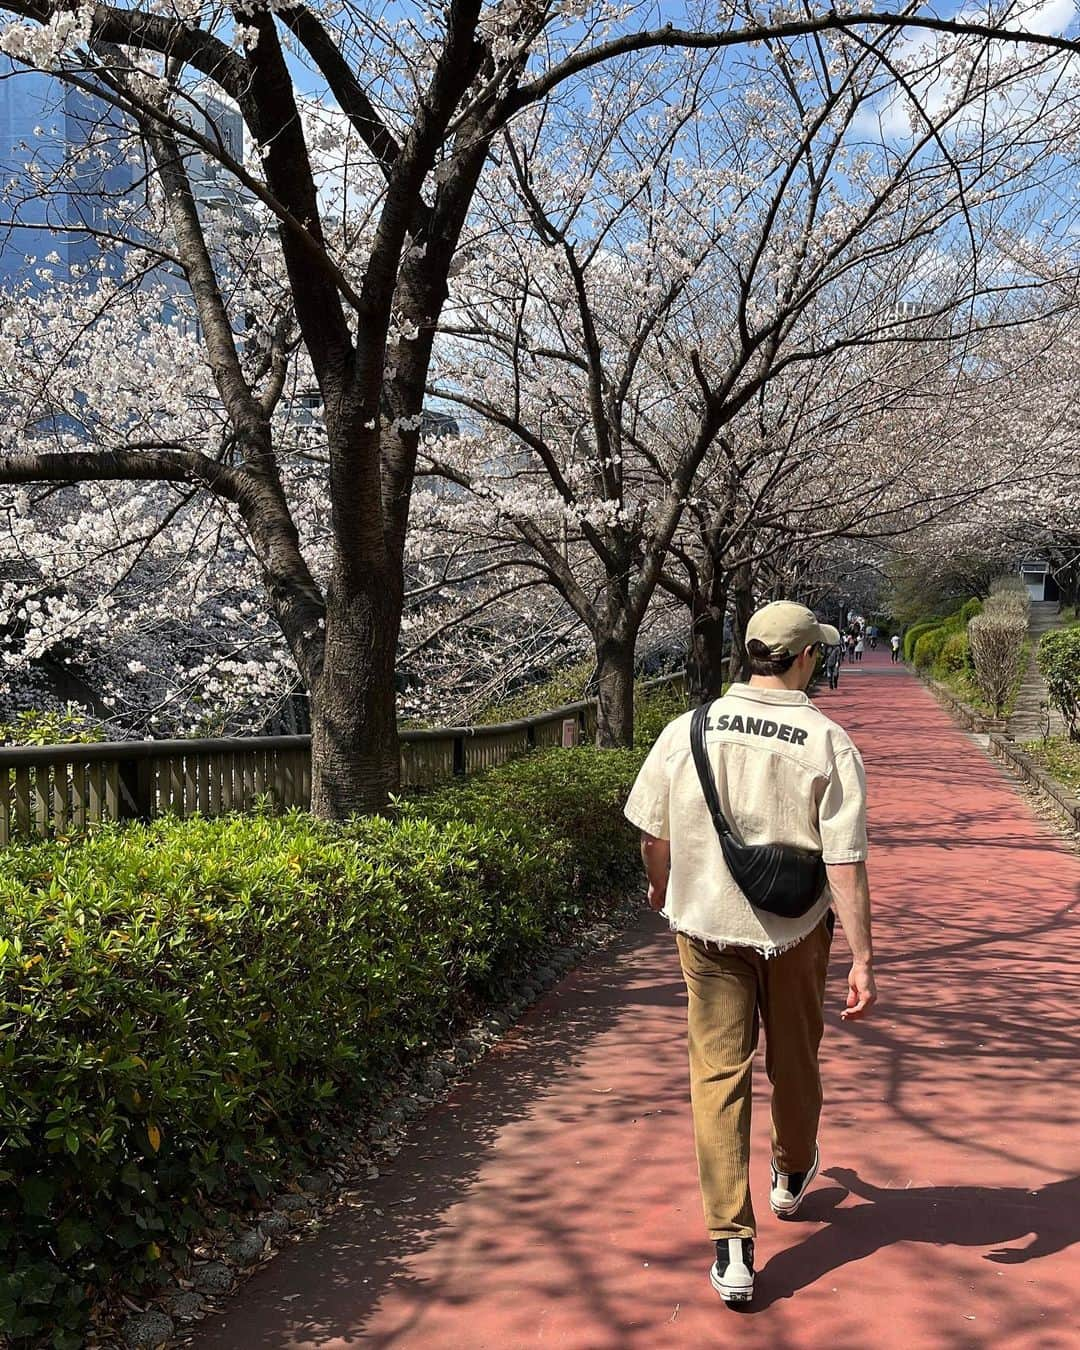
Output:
[1017, 557, 1059, 603]
[0, 63, 139, 287]
[1, 65, 251, 294]
[881, 298, 950, 341]
[176, 86, 247, 214]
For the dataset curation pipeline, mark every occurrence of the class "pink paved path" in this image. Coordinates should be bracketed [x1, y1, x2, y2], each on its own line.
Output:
[196, 650, 1080, 1349]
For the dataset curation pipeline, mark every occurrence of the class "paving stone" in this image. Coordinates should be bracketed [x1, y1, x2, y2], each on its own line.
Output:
[122, 1311, 174, 1348]
[193, 1261, 234, 1295]
[273, 1193, 314, 1215]
[222, 1228, 265, 1265]
[164, 1290, 206, 1322]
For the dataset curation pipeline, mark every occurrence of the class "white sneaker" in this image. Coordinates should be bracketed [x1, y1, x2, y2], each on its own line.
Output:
[709, 1236, 755, 1303]
[770, 1142, 820, 1217]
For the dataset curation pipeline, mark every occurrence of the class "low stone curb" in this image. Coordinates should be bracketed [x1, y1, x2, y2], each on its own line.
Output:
[985, 734, 1080, 830]
[913, 668, 1008, 735]
[909, 664, 1080, 829]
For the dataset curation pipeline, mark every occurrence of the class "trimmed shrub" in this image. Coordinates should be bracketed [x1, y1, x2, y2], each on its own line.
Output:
[903, 619, 943, 663]
[913, 626, 948, 670]
[959, 598, 983, 624]
[0, 721, 671, 1343]
[935, 630, 971, 676]
[1038, 627, 1080, 741]
[969, 613, 1028, 716]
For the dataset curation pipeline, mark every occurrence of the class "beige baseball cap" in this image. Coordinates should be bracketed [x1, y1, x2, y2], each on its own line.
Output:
[745, 601, 840, 657]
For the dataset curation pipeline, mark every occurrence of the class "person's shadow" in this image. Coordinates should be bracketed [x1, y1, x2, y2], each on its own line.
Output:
[750, 1168, 1080, 1309]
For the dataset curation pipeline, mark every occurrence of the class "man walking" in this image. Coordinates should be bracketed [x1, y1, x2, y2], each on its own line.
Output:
[623, 601, 877, 1305]
[825, 641, 842, 690]
[890, 633, 902, 663]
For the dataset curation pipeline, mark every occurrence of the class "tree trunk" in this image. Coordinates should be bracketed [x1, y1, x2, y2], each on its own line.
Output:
[727, 563, 754, 685]
[309, 559, 403, 818]
[686, 575, 729, 706]
[595, 635, 636, 748]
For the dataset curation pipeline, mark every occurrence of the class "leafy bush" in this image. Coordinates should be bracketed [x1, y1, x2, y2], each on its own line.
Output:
[1037, 627, 1080, 741]
[969, 613, 1028, 716]
[633, 679, 687, 747]
[471, 656, 596, 726]
[0, 706, 105, 748]
[903, 619, 943, 662]
[959, 598, 983, 624]
[0, 721, 669, 1343]
[935, 630, 971, 676]
[913, 626, 948, 670]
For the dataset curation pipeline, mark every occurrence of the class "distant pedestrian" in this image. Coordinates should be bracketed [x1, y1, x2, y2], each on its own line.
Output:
[854, 635, 864, 663]
[890, 634, 901, 663]
[846, 632, 857, 662]
[825, 643, 842, 690]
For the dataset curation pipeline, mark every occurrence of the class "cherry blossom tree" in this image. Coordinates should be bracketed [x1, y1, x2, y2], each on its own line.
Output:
[419, 14, 1080, 736]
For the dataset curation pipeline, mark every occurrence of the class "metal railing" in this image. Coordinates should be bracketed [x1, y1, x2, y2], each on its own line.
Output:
[0, 671, 686, 844]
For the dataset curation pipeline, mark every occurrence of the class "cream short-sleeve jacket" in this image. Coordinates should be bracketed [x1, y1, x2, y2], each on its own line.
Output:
[624, 683, 868, 956]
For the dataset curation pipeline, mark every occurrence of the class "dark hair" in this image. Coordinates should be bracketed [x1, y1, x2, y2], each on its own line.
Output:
[746, 638, 798, 676]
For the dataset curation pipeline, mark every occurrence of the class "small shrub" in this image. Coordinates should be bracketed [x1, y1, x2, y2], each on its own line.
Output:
[634, 681, 688, 747]
[913, 627, 948, 670]
[0, 705, 104, 747]
[959, 598, 983, 624]
[969, 613, 1028, 716]
[935, 630, 971, 676]
[904, 619, 943, 662]
[1038, 627, 1080, 741]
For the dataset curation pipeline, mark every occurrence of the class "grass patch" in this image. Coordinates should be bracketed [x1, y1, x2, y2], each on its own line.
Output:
[1020, 736, 1080, 794]
[934, 639, 1030, 719]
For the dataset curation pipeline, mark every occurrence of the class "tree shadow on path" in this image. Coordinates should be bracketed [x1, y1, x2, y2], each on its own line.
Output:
[752, 1168, 1080, 1310]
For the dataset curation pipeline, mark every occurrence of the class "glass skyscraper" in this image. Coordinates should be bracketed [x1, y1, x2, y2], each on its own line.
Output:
[0, 60, 140, 288]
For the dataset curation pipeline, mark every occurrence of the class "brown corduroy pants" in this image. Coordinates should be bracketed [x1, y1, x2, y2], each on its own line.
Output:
[675, 910, 834, 1240]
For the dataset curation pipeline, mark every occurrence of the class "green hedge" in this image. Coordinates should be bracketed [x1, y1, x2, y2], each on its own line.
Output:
[903, 618, 942, 662]
[935, 629, 971, 676]
[913, 626, 948, 670]
[1038, 626, 1080, 740]
[0, 681, 686, 1346]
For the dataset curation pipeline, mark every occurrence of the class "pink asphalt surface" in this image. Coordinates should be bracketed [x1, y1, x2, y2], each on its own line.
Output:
[196, 649, 1080, 1350]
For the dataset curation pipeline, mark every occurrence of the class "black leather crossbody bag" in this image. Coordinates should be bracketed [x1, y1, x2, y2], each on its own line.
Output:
[689, 703, 826, 919]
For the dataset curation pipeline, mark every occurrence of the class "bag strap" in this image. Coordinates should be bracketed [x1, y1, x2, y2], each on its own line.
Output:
[690, 702, 732, 839]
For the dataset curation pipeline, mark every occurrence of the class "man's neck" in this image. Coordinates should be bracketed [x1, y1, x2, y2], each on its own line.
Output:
[748, 673, 806, 693]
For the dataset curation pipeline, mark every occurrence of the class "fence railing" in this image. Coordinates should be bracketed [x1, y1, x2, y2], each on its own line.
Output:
[0, 671, 686, 845]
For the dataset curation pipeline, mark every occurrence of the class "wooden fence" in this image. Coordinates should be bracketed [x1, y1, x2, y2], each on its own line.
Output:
[0, 672, 685, 845]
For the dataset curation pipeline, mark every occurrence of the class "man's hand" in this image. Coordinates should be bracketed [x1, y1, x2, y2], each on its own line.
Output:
[647, 881, 667, 911]
[841, 960, 877, 1021]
